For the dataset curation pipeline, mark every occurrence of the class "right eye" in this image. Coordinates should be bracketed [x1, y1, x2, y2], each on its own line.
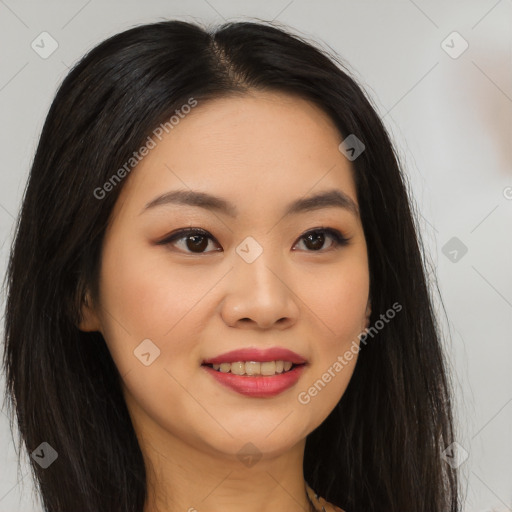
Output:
[156, 228, 222, 254]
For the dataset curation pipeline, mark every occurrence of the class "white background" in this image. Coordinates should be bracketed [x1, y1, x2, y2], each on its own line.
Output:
[0, 1, 511, 511]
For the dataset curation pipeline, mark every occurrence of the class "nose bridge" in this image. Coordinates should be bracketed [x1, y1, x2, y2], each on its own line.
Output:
[220, 237, 298, 328]
[235, 240, 287, 301]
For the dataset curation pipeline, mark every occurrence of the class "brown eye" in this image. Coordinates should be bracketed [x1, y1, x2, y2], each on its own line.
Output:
[294, 228, 350, 252]
[303, 231, 327, 251]
[157, 228, 220, 254]
[184, 234, 210, 252]
[157, 227, 350, 255]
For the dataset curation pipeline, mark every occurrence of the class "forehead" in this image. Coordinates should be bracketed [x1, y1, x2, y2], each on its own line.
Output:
[113, 91, 358, 220]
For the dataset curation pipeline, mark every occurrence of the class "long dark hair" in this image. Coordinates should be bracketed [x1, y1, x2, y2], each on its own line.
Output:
[2, 19, 461, 512]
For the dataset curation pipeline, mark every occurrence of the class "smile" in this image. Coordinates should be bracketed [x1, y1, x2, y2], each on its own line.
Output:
[201, 361, 307, 397]
[203, 360, 299, 376]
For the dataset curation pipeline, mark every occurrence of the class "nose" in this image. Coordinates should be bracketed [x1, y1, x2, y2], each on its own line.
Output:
[220, 252, 300, 330]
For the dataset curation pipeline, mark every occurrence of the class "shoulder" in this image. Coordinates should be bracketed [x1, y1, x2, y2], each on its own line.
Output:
[305, 482, 346, 512]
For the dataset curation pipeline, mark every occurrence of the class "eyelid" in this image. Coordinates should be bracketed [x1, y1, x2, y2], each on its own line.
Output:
[156, 227, 221, 251]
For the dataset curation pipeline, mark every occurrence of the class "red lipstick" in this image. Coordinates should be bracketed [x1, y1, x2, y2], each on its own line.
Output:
[201, 347, 308, 398]
[202, 365, 306, 398]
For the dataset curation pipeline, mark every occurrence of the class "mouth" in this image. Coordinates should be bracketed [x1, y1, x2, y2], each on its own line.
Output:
[200, 360, 308, 398]
[200, 347, 308, 397]
[201, 360, 305, 376]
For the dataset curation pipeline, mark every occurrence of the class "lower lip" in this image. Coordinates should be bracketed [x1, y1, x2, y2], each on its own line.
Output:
[202, 364, 306, 398]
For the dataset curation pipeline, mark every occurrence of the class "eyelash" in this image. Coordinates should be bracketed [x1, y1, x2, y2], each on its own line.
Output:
[156, 227, 351, 254]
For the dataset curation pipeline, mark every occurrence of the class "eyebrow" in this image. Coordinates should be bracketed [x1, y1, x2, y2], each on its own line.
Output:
[141, 188, 359, 218]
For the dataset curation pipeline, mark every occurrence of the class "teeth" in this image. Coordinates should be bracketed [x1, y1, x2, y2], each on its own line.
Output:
[210, 360, 297, 376]
[230, 361, 245, 375]
[260, 361, 275, 375]
[245, 361, 260, 375]
[219, 363, 231, 373]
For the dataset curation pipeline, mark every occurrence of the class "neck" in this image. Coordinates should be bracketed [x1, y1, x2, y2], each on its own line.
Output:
[139, 422, 311, 512]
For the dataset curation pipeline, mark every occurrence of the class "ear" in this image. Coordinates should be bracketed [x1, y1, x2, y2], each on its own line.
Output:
[77, 290, 102, 332]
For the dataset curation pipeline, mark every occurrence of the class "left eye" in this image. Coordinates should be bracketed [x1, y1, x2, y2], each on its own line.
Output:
[294, 228, 350, 252]
[157, 227, 350, 254]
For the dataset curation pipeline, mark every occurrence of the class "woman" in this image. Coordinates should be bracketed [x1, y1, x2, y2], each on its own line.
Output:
[2, 19, 461, 512]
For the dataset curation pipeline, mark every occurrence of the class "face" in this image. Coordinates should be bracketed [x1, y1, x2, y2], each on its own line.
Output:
[79, 91, 371, 463]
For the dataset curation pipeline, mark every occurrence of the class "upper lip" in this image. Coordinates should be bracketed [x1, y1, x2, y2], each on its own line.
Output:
[202, 347, 307, 365]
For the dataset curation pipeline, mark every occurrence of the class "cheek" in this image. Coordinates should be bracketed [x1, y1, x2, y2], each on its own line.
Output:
[296, 256, 369, 341]
[293, 255, 368, 410]
[100, 237, 208, 338]
[295, 268, 367, 417]
[97, 237, 221, 376]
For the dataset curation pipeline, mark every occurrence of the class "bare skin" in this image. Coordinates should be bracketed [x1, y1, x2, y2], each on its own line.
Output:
[79, 90, 371, 512]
